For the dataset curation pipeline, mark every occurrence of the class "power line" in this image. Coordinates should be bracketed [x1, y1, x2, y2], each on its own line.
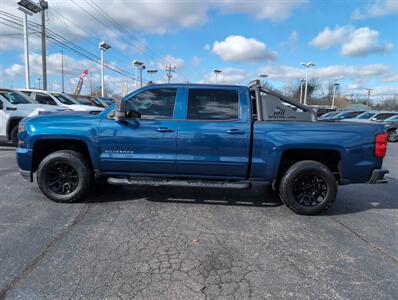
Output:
[0, 11, 136, 80]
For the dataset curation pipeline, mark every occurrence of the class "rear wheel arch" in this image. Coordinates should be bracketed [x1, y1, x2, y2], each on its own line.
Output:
[273, 148, 341, 189]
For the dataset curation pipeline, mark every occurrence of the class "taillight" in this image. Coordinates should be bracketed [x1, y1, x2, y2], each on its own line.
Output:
[375, 132, 387, 158]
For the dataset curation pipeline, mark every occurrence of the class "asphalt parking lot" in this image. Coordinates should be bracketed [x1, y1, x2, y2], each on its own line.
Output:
[0, 143, 397, 299]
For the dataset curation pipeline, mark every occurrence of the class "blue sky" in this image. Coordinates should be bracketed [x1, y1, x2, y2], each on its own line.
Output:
[0, 0, 397, 99]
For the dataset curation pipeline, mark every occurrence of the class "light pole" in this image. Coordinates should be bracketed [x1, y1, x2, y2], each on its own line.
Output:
[299, 78, 305, 104]
[147, 69, 158, 83]
[365, 88, 373, 105]
[132, 60, 144, 89]
[301, 61, 316, 105]
[213, 69, 222, 83]
[17, 0, 41, 89]
[259, 74, 268, 86]
[332, 82, 339, 108]
[60, 50, 64, 93]
[39, 0, 48, 90]
[99, 41, 111, 97]
[37, 77, 41, 89]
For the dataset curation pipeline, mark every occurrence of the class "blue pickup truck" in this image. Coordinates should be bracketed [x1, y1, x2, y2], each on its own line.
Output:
[16, 81, 389, 215]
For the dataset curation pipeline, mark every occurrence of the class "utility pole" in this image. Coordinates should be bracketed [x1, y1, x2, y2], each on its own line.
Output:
[17, 0, 41, 89]
[301, 61, 316, 105]
[60, 50, 64, 93]
[40, 0, 48, 90]
[165, 64, 176, 83]
[259, 74, 268, 86]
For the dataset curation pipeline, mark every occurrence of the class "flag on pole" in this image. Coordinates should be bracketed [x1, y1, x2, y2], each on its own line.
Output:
[74, 69, 89, 95]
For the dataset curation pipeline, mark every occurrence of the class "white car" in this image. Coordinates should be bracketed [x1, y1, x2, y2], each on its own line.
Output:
[0, 89, 66, 146]
[18, 89, 103, 113]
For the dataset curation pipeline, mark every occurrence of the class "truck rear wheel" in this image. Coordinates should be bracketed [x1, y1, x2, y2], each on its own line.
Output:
[279, 160, 337, 215]
[387, 130, 396, 142]
[37, 150, 93, 203]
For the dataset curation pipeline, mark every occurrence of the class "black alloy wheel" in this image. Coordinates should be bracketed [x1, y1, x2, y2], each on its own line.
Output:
[292, 174, 328, 207]
[45, 162, 79, 195]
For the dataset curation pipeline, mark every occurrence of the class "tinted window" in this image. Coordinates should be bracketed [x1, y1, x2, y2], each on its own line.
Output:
[36, 93, 57, 105]
[20, 91, 32, 96]
[187, 89, 239, 120]
[374, 113, 397, 121]
[356, 112, 375, 119]
[52, 93, 76, 105]
[0, 90, 31, 104]
[126, 88, 176, 119]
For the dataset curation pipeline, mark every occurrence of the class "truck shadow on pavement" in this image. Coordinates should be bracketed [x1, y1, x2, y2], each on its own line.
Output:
[85, 177, 398, 214]
[85, 179, 282, 208]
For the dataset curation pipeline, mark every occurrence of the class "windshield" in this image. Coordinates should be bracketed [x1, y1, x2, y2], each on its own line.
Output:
[384, 115, 398, 122]
[355, 112, 375, 119]
[320, 111, 337, 118]
[89, 97, 105, 107]
[99, 97, 114, 106]
[0, 90, 31, 104]
[51, 93, 77, 105]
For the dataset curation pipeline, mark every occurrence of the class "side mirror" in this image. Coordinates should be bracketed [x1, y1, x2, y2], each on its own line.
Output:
[371, 117, 377, 121]
[126, 110, 141, 119]
[115, 99, 126, 122]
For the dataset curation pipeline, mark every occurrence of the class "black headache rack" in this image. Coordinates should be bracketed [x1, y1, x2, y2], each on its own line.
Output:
[248, 79, 317, 122]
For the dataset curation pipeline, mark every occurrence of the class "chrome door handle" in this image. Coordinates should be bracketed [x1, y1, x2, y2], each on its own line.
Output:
[156, 127, 174, 133]
[226, 129, 244, 134]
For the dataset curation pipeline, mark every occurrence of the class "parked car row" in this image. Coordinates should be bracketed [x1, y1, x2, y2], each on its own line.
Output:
[318, 109, 398, 142]
[0, 87, 115, 146]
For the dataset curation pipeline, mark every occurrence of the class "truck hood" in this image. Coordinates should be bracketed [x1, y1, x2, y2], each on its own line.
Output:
[12, 103, 67, 117]
[66, 104, 104, 112]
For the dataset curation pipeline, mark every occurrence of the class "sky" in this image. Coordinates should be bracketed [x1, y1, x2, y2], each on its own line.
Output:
[0, 0, 397, 100]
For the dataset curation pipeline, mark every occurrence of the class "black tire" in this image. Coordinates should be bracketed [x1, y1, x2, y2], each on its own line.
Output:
[37, 150, 93, 203]
[387, 130, 396, 142]
[10, 126, 18, 147]
[279, 160, 337, 215]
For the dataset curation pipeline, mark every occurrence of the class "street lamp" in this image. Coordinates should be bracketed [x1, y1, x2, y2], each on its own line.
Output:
[301, 61, 316, 105]
[132, 60, 144, 88]
[365, 88, 373, 105]
[259, 74, 268, 86]
[213, 69, 222, 83]
[299, 78, 305, 104]
[332, 82, 340, 108]
[147, 69, 158, 83]
[99, 41, 111, 97]
[17, 0, 41, 89]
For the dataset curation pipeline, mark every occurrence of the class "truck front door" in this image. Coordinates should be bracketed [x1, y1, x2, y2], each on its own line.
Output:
[98, 88, 178, 174]
[176, 87, 251, 178]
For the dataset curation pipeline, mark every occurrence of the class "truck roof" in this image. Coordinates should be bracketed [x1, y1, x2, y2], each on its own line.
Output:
[141, 83, 248, 89]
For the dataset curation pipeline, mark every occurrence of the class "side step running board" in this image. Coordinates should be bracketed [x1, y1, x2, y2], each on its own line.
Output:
[107, 177, 251, 189]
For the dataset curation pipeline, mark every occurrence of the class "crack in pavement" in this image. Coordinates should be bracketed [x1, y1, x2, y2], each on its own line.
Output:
[0, 205, 90, 300]
[331, 217, 398, 266]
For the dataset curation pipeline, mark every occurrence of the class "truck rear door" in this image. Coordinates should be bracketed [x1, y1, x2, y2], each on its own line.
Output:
[176, 87, 251, 178]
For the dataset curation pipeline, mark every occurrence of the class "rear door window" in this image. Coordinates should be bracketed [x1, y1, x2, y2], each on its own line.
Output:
[36, 93, 57, 105]
[187, 89, 239, 120]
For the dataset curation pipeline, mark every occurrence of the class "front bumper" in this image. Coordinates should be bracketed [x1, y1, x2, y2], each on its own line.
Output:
[368, 169, 389, 184]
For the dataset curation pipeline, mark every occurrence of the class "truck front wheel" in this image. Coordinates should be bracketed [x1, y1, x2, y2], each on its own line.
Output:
[37, 150, 93, 203]
[279, 160, 337, 215]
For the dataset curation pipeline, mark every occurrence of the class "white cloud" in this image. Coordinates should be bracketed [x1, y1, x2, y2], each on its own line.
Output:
[310, 26, 394, 57]
[341, 27, 394, 57]
[352, 0, 398, 20]
[4, 64, 24, 79]
[309, 25, 354, 49]
[201, 68, 249, 84]
[216, 0, 308, 21]
[158, 55, 185, 69]
[212, 35, 278, 62]
[280, 30, 298, 51]
[192, 56, 201, 65]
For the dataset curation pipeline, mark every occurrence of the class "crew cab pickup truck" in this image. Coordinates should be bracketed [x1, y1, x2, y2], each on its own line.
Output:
[16, 81, 389, 215]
